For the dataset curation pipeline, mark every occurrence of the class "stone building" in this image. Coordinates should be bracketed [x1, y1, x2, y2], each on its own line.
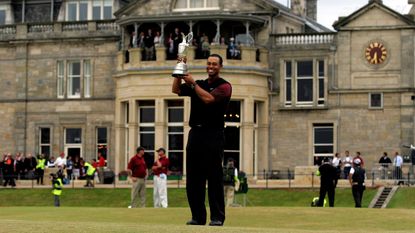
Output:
[0, 0, 413, 179]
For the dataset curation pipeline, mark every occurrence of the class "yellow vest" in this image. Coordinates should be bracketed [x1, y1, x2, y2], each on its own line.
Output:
[36, 158, 45, 170]
[84, 162, 96, 176]
[52, 178, 63, 196]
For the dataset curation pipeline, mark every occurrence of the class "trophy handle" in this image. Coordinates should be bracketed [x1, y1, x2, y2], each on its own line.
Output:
[183, 32, 193, 44]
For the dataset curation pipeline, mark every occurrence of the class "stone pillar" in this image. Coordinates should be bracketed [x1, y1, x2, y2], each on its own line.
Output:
[209, 45, 227, 61]
[155, 98, 166, 155]
[187, 46, 196, 62]
[183, 98, 191, 176]
[129, 48, 142, 67]
[259, 48, 269, 66]
[240, 45, 256, 63]
[128, 99, 138, 160]
[117, 51, 124, 71]
[241, 98, 255, 175]
[155, 45, 166, 62]
[88, 21, 97, 32]
[16, 24, 28, 40]
[114, 101, 126, 175]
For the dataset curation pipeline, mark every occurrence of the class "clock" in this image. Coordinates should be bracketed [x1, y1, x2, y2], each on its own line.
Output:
[365, 42, 387, 65]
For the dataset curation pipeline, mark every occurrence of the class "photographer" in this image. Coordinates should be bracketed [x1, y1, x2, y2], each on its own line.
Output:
[50, 173, 63, 207]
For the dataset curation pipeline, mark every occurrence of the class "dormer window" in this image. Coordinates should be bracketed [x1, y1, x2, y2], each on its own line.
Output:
[174, 0, 219, 11]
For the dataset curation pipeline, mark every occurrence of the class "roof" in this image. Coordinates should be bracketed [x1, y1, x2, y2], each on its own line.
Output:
[333, 0, 415, 30]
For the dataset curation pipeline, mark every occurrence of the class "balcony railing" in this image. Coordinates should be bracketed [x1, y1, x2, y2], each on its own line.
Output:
[0, 20, 120, 41]
[274, 33, 335, 45]
[0, 25, 16, 35]
[117, 44, 269, 72]
[28, 23, 54, 33]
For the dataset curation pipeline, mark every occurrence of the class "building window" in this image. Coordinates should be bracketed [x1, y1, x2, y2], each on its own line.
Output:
[97, 127, 108, 161]
[285, 61, 292, 106]
[67, 1, 88, 21]
[283, 59, 327, 107]
[0, 9, 5, 25]
[174, 0, 219, 10]
[167, 100, 184, 175]
[369, 93, 383, 109]
[313, 123, 334, 165]
[39, 127, 51, 158]
[93, 0, 113, 20]
[224, 101, 241, 169]
[139, 100, 155, 168]
[57, 60, 92, 99]
[57, 61, 65, 98]
[68, 61, 81, 98]
[66, 128, 82, 144]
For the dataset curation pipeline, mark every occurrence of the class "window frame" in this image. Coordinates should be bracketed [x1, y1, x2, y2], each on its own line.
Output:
[67, 61, 82, 99]
[312, 123, 335, 162]
[166, 100, 184, 175]
[39, 127, 52, 158]
[369, 93, 383, 109]
[96, 127, 108, 161]
[57, 59, 92, 99]
[173, 0, 219, 12]
[92, 0, 113, 20]
[282, 58, 327, 108]
[66, 1, 89, 21]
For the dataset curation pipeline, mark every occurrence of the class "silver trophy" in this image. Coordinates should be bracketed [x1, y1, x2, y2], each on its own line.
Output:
[172, 32, 193, 77]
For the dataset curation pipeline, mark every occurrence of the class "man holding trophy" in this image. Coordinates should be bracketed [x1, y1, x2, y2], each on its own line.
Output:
[172, 32, 232, 226]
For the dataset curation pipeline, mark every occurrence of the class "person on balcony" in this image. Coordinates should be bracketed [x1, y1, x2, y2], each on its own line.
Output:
[144, 29, 155, 61]
[227, 37, 240, 59]
[201, 36, 210, 59]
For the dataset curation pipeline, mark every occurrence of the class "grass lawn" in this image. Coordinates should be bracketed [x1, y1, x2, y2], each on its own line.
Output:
[1, 207, 415, 232]
[0, 188, 377, 208]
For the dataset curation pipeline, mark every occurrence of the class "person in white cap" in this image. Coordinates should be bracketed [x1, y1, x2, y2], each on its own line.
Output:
[348, 158, 366, 208]
[152, 148, 170, 208]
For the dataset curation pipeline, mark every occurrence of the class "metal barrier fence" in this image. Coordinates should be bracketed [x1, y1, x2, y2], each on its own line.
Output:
[1, 163, 414, 189]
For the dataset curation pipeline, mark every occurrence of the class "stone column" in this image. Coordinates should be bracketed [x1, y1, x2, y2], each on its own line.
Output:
[155, 45, 166, 62]
[155, 98, 166, 155]
[129, 48, 142, 67]
[128, 99, 138, 161]
[259, 48, 269, 67]
[116, 51, 124, 71]
[183, 98, 191, 176]
[241, 98, 255, 175]
[114, 101, 126, 175]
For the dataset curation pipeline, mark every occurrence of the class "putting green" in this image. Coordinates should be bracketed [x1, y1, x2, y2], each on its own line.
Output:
[0, 207, 414, 232]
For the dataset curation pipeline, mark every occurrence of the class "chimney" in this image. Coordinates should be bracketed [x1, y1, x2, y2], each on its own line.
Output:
[306, 0, 317, 20]
[291, 0, 306, 17]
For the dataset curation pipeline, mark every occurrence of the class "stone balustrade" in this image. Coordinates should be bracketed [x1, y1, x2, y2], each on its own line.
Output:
[274, 33, 335, 45]
[117, 44, 269, 72]
[0, 20, 120, 41]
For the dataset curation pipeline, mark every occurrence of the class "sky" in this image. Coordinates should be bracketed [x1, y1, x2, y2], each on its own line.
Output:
[274, 0, 412, 30]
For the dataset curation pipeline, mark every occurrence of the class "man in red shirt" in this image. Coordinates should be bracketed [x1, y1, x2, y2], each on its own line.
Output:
[152, 148, 170, 208]
[127, 146, 147, 208]
[97, 152, 106, 183]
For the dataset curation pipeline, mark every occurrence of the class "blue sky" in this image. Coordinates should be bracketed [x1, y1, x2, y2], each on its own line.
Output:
[274, 0, 412, 29]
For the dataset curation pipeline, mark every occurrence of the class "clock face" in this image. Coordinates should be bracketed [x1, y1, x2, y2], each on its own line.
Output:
[365, 42, 387, 65]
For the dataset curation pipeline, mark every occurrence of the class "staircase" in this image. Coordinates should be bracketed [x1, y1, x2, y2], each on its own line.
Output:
[369, 186, 398, 208]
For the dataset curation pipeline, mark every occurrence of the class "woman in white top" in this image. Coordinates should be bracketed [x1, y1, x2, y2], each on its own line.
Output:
[342, 150, 352, 179]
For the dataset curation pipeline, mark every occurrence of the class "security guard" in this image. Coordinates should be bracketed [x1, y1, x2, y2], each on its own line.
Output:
[349, 158, 366, 208]
[51, 173, 63, 207]
[36, 154, 46, 185]
[84, 159, 96, 188]
[317, 157, 337, 207]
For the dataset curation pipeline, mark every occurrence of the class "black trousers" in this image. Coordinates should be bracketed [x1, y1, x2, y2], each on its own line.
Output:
[3, 173, 16, 187]
[186, 128, 225, 224]
[318, 184, 335, 207]
[352, 185, 365, 208]
[36, 168, 44, 185]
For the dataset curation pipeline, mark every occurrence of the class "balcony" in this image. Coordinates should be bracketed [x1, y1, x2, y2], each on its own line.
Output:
[272, 32, 336, 50]
[116, 44, 269, 74]
[0, 20, 120, 41]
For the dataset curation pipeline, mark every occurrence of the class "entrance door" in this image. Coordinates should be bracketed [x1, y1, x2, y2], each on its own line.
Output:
[65, 147, 82, 161]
